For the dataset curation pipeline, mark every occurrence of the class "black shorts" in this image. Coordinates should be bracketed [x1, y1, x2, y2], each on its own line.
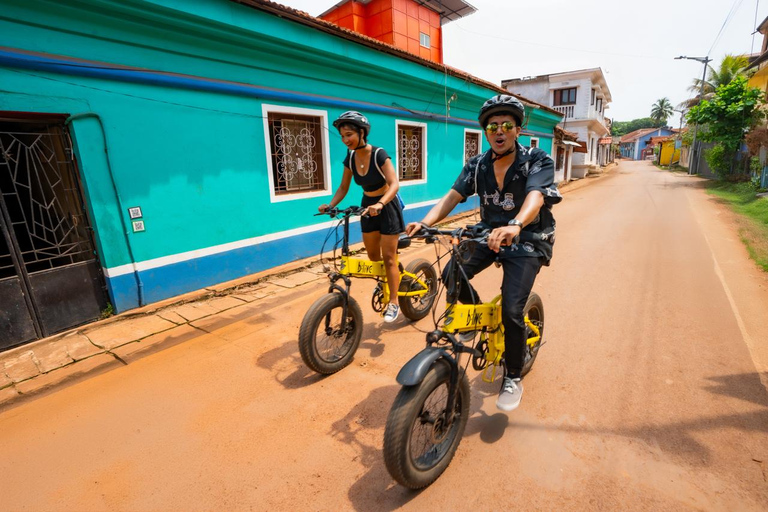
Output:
[360, 194, 405, 235]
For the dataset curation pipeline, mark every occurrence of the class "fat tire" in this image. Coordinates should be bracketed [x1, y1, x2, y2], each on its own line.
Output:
[520, 292, 544, 377]
[383, 361, 470, 489]
[399, 258, 438, 321]
[298, 293, 363, 374]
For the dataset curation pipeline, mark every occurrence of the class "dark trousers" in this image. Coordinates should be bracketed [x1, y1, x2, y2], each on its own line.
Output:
[442, 246, 542, 379]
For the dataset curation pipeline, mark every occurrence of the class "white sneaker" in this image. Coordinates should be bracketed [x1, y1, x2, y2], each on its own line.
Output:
[496, 377, 523, 411]
[383, 303, 400, 323]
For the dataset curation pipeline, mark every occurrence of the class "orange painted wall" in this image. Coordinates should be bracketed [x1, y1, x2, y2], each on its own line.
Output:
[320, 0, 442, 64]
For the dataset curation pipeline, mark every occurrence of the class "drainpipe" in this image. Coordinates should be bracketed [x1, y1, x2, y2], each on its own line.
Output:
[64, 112, 145, 307]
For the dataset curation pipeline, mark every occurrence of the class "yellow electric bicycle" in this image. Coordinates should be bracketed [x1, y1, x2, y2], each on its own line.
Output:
[383, 224, 544, 489]
[298, 206, 437, 375]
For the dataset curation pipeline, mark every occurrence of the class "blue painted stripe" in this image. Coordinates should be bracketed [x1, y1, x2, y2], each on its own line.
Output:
[0, 47, 482, 129]
[105, 200, 478, 311]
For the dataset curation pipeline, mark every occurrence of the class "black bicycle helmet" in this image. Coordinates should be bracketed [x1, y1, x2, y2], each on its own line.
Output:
[478, 95, 526, 128]
[333, 111, 371, 140]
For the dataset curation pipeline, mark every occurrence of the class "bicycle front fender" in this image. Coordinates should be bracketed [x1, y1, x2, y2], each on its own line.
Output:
[396, 346, 449, 387]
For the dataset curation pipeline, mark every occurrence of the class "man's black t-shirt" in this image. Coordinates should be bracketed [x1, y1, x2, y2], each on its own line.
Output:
[451, 142, 562, 264]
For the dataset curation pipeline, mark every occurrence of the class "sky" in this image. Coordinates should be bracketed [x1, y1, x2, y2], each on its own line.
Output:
[272, 0, 767, 129]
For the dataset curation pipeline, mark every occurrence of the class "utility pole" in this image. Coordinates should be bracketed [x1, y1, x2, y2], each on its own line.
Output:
[675, 56, 712, 175]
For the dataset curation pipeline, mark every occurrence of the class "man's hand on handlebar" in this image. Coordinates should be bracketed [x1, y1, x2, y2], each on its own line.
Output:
[488, 225, 521, 253]
[405, 221, 428, 237]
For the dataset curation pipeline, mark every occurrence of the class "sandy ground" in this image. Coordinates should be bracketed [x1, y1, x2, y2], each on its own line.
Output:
[1, 160, 767, 511]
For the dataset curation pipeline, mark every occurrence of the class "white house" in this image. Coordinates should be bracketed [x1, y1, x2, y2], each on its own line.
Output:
[502, 67, 613, 179]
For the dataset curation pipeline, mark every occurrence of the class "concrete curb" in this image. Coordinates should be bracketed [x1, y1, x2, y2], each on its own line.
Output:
[0, 176, 597, 409]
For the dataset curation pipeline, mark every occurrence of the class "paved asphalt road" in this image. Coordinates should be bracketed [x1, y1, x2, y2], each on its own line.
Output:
[1, 160, 767, 511]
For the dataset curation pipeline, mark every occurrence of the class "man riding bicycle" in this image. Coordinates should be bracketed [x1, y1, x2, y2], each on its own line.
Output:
[405, 94, 562, 411]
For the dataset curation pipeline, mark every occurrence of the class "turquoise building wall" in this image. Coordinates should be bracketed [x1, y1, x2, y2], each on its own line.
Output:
[0, 0, 561, 311]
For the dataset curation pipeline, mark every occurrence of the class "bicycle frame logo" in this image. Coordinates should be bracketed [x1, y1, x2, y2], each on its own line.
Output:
[340, 256, 384, 277]
[357, 261, 374, 275]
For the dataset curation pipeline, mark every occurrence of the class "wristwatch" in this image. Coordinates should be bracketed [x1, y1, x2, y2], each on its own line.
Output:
[507, 219, 523, 228]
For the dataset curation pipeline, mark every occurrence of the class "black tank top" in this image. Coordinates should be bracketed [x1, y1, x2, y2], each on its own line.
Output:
[343, 146, 391, 192]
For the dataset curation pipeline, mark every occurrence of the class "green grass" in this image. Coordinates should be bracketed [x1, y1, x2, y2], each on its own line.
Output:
[707, 181, 768, 271]
[707, 182, 768, 226]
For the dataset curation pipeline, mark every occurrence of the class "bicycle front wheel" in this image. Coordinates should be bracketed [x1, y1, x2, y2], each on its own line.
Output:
[383, 360, 470, 489]
[298, 293, 363, 374]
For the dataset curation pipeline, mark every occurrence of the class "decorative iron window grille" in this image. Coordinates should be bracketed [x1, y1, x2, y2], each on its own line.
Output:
[398, 124, 424, 181]
[0, 126, 94, 275]
[464, 131, 480, 163]
[267, 113, 325, 194]
[0, 223, 14, 280]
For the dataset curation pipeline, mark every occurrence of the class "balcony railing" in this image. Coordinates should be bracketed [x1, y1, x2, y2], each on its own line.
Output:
[553, 105, 574, 119]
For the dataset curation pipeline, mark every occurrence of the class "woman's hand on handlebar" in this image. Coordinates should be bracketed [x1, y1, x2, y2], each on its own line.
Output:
[488, 225, 521, 253]
[364, 202, 383, 218]
[318, 204, 331, 213]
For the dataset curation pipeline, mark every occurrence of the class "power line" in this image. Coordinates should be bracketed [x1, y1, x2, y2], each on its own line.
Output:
[751, 0, 761, 54]
[709, 0, 747, 55]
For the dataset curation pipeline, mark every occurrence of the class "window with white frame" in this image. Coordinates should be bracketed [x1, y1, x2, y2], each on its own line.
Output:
[529, 137, 539, 149]
[262, 105, 330, 201]
[397, 121, 427, 182]
[419, 32, 431, 48]
[464, 129, 482, 163]
[553, 87, 577, 106]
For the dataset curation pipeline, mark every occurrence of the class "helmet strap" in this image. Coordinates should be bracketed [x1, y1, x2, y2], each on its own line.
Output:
[491, 147, 515, 162]
[355, 129, 367, 149]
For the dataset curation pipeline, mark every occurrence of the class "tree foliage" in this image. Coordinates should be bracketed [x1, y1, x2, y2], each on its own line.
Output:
[687, 76, 765, 178]
[686, 76, 765, 152]
[681, 54, 752, 109]
[650, 97, 674, 125]
[611, 117, 665, 136]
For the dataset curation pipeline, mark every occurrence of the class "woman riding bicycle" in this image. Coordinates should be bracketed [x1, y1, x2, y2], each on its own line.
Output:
[319, 111, 405, 323]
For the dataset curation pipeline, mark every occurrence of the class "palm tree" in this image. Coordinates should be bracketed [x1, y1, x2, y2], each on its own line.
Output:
[650, 97, 674, 126]
[680, 54, 752, 108]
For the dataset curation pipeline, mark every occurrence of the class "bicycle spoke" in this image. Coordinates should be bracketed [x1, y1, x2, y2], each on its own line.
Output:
[408, 382, 460, 470]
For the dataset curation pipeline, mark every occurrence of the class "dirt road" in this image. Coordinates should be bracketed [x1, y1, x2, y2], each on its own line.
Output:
[1, 160, 767, 511]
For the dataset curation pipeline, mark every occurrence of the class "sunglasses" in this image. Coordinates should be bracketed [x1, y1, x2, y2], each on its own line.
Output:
[485, 121, 518, 133]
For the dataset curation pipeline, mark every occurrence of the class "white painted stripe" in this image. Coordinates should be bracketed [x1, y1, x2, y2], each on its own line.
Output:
[687, 188, 768, 391]
[103, 217, 359, 277]
[103, 200, 443, 278]
[404, 198, 440, 210]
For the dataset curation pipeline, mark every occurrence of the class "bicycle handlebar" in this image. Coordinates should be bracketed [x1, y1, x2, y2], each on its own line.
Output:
[314, 206, 367, 218]
[410, 224, 491, 243]
[411, 223, 521, 248]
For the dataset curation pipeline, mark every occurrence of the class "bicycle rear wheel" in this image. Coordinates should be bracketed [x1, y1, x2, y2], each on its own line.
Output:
[521, 292, 544, 377]
[298, 293, 363, 374]
[399, 258, 438, 321]
[383, 361, 470, 489]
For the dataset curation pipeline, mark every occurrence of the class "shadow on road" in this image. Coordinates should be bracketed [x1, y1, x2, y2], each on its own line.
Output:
[501, 371, 768, 466]
[704, 372, 768, 408]
[326, 384, 422, 511]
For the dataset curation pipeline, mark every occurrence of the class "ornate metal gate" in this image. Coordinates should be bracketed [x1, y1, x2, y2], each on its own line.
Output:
[0, 117, 107, 351]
